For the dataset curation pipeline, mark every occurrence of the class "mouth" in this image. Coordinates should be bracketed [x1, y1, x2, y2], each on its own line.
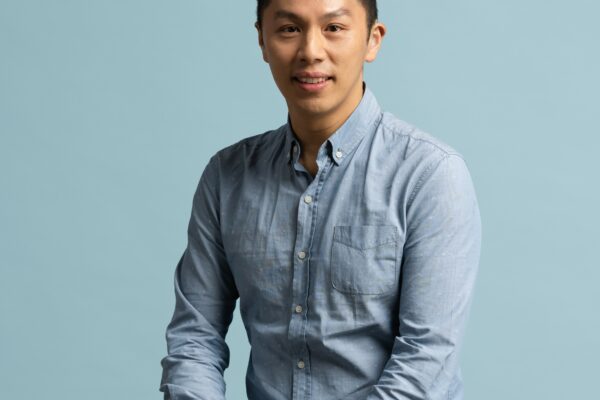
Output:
[294, 76, 332, 84]
[292, 75, 333, 92]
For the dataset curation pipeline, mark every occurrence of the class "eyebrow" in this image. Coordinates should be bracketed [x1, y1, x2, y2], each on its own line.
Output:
[274, 8, 353, 21]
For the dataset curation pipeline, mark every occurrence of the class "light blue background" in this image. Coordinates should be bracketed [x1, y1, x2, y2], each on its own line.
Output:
[1, 1, 598, 399]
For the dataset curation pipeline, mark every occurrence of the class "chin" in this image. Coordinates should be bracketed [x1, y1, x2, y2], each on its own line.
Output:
[292, 97, 335, 115]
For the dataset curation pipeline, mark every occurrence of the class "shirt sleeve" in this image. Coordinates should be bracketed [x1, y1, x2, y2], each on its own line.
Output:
[365, 154, 482, 400]
[159, 155, 239, 400]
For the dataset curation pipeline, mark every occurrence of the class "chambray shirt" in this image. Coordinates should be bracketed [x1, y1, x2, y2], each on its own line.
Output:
[160, 84, 481, 400]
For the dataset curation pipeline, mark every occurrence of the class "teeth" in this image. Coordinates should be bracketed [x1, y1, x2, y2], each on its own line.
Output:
[297, 77, 328, 84]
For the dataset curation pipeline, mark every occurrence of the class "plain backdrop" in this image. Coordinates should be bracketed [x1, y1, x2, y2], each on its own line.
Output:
[1, 1, 598, 399]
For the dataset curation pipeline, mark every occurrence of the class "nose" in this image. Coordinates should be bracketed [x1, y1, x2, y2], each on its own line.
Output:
[298, 28, 325, 64]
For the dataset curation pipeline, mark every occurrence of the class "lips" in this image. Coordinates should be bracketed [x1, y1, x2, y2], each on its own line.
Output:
[293, 72, 333, 84]
[293, 74, 332, 93]
[295, 76, 330, 84]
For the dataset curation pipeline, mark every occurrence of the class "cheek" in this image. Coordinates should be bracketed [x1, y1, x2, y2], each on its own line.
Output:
[352, 47, 369, 68]
[335, 52, 366, 77]
[331, 42, 367, 65]
[266, 51, 293, 75]
[267, 42, 295, 61]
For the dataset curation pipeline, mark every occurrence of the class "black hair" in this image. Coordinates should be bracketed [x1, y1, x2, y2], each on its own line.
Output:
[256, 0, 378, 33]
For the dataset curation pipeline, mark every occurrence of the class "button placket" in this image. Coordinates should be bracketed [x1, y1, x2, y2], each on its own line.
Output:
[289, 153, 333, 400]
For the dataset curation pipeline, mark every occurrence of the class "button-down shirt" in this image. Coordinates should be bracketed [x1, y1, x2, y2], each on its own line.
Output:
[160, 84, 482, 400]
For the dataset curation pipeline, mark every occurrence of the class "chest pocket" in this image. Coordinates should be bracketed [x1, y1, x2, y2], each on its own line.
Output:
[330, 225, 399, 295]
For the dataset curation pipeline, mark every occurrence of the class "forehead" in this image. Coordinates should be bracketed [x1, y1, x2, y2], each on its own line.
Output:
[263, 0, 366, 20]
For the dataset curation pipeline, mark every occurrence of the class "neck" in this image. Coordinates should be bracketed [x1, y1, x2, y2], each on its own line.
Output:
[288, 82, 364, 155]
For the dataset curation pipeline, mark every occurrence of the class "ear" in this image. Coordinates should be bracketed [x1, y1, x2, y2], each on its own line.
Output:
[365, 22, 386, 63]
[255, 22, 269, 63]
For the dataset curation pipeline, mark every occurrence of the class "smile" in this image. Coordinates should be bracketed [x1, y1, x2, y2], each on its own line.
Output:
[295, 77, 330, 84]
[293, 76, 333, 93]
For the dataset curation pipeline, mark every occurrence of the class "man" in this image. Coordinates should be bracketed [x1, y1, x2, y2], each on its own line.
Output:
[160, 0, 481, 399]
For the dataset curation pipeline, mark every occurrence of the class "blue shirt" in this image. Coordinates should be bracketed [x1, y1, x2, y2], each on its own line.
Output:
[160, 84, 482, 400]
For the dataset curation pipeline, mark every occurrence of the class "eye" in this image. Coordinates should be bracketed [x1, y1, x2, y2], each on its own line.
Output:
[326, 24, 343, 32]
[280, 26, 300, 33]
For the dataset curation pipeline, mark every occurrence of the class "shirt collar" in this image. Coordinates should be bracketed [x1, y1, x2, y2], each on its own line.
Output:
[285, 82, 382, 166]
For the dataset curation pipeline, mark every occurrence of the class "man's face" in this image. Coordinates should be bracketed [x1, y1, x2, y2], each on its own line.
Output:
[257, 0, 384, 118]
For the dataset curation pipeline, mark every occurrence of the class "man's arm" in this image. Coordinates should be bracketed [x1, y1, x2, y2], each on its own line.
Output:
[160, 155, 239, 400]
[366, 154, 482, 400]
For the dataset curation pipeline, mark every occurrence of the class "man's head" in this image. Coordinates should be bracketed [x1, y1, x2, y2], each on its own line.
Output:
[255, 0, 386, 120]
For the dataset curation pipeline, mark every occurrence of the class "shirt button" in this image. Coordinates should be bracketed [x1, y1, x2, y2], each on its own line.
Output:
[295, 305, 303, 313]
[297, 360, 305, 369]
[304, 195, 313, 204]
[297, 251, 306, 260]
[335, 150, 343, 159]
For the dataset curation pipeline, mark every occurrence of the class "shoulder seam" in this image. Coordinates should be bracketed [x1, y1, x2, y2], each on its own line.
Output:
[407, 153, 465, 210]
[213, 127, 283, 157]
[380, 119, 463, 158]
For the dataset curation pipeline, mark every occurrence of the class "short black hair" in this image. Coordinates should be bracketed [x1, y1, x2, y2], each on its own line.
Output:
[256, 0, 378, 32]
